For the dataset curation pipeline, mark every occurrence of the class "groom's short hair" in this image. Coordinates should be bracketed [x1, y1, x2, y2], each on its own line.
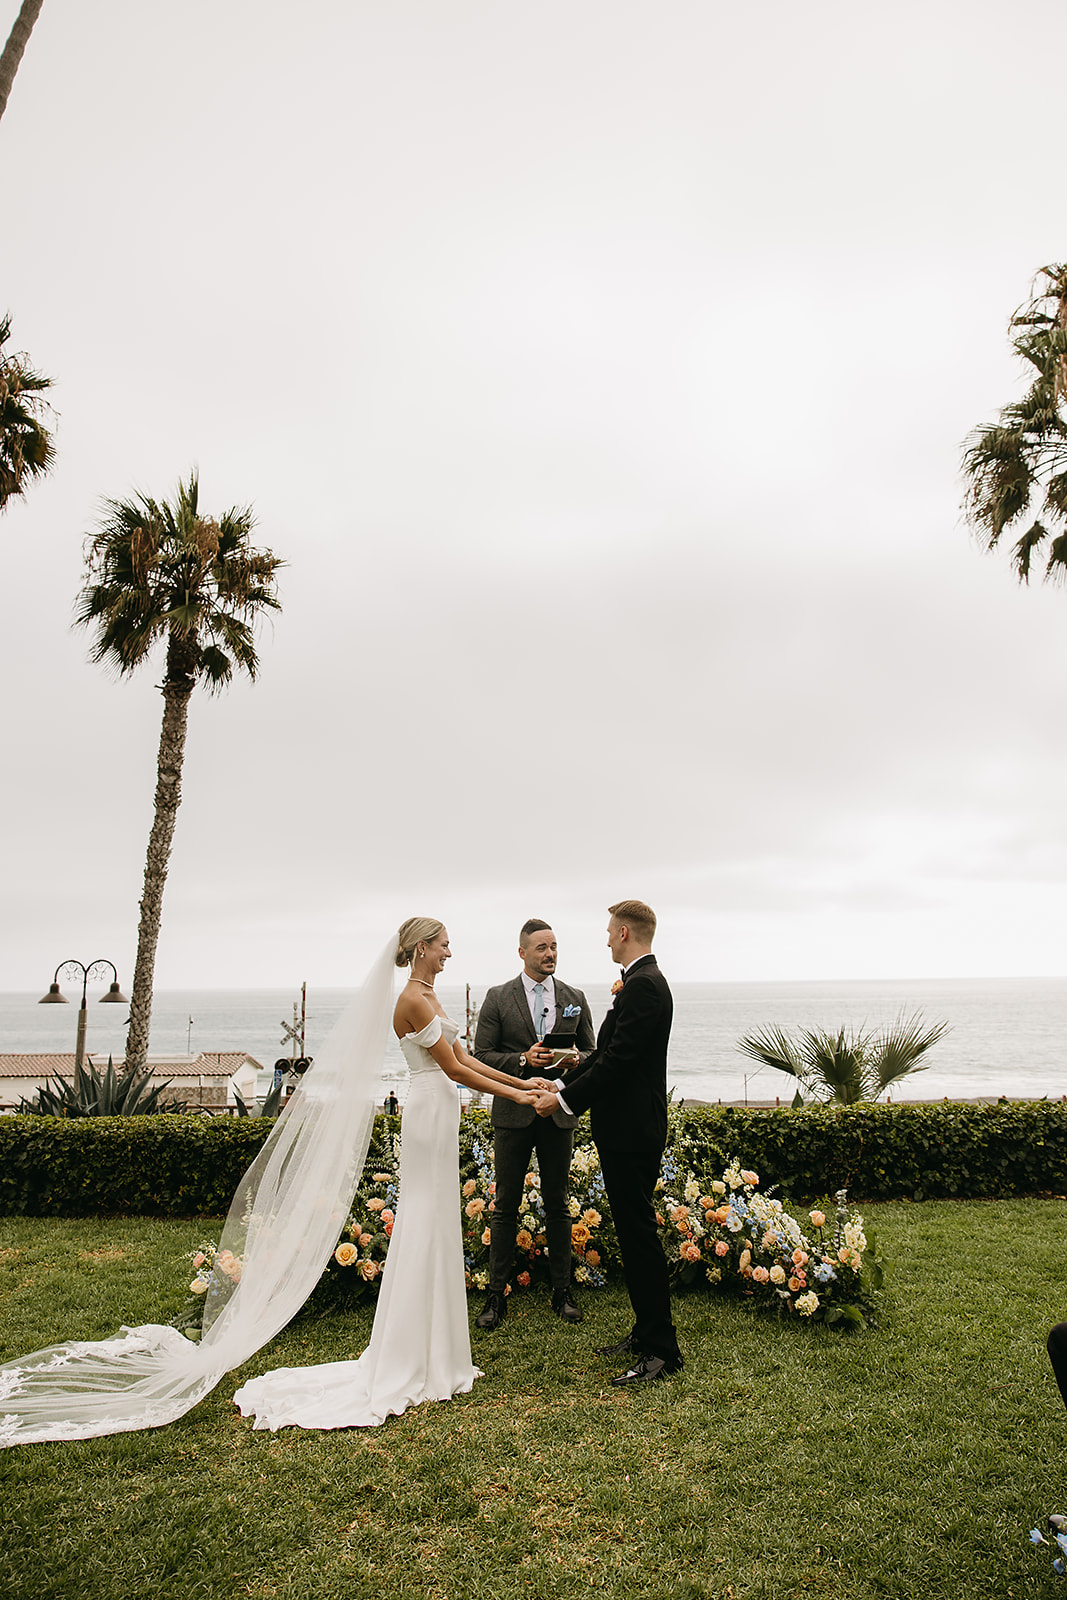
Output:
[608, 899, 656, 942]
[519, 918, 552, 946]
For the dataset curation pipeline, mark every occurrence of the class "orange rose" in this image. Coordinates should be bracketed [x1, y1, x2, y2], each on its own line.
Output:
[516, 1230, 534, 1251]
[481, 1227, 491, 1246]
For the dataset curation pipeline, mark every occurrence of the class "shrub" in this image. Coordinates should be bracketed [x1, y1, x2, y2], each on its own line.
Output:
[1, 1100, 1066, 1218]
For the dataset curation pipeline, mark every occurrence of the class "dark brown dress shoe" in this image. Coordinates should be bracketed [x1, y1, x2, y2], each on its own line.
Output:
[475, 1290, 506, 1330]
[595, 1333, 638, 1358]
[551, 1286, 582, 1323]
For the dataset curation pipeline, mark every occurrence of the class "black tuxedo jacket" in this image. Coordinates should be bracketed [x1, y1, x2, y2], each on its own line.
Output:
[474, 974, 595, 1131]
[560, 954, 672, 1152]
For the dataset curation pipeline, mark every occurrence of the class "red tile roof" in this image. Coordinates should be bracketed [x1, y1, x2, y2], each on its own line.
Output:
[0, 1052, 262, 1080]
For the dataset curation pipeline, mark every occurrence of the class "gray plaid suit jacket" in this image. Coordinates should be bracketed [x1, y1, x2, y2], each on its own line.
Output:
[473, 975, 595, 1130]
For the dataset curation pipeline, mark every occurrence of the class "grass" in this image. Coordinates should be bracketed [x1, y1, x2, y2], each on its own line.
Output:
[0, 1203, 1065, 1599]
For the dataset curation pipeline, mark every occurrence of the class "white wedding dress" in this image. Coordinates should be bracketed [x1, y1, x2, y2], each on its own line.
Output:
[233, 1015, 481, 1430]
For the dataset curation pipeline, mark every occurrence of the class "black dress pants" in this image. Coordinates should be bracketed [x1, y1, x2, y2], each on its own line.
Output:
[597, 1142, 680, 1364]
[1048, 1323, 1067, 1410]
[488, 1119, 574, 1292]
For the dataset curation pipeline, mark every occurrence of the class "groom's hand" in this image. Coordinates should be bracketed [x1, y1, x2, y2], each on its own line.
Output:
[533, 1090, 558, 1118]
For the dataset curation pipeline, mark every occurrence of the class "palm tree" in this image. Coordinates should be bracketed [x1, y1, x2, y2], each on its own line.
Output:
[962, 264, 1067, 581]
[0, 0, 45, 124]
[736, 1013, 949, 1105]
[0, 311, 55, 511]
[76, 473, 283, 1075]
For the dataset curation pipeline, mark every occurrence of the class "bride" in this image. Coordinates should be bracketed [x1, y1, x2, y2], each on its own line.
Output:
[0, 918, 543, 1447]
[234, 917, 544, 1430]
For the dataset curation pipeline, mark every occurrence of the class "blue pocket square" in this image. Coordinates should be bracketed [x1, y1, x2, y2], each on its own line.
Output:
[562, 1004, 581, 1018]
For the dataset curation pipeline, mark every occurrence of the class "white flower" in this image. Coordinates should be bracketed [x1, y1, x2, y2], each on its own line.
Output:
[574, 1265, 590, 1284]
[684, 1177, 700, 1202]
[844, 1221, 867, 1254]
[568, 1197, 581, 1218]
[711, 1180, 727, 1196]
[189, 1278, 209, 1295]
[795, 1291, 819, 1317]
[707, 1266, 722, 1283]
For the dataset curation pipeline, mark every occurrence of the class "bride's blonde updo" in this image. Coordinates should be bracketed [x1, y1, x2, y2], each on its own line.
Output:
[395, 916, 444, 969]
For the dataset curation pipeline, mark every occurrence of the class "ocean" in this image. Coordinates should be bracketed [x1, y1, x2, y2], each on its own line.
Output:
[3, 974, 1066, 1105]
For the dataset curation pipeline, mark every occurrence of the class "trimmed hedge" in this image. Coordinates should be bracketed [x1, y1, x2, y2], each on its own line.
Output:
[1, 1101, 1065, 1217]
[670, 1101, 1067, 1201]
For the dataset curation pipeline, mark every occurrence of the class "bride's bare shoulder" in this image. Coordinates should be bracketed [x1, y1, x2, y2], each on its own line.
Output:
[393, 986, 441, 1039]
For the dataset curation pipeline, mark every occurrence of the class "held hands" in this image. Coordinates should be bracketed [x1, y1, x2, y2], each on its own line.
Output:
[532, 1089, 559, 1118]
[529, 1077, 557, 1092]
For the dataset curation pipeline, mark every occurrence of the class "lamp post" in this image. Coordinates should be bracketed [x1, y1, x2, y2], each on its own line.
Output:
[39, 959, 128, 1080]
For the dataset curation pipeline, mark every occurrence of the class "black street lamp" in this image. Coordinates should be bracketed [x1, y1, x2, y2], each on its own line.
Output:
[39, 958, 128, 1078]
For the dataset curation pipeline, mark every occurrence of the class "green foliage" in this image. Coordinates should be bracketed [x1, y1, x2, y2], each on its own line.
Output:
[2, 1101, 1066, 1220]
[75, 472, 284, 692]
[669, 1098, 1067, 1201]
[15, 1056, 187, 1117]
[0, 309, 55, 512]
[0, 1114, 273, 1216]
[737, 1012, 949, 1104]
[962, 262, 1067, 580]
[232, 1077, 284, 1117]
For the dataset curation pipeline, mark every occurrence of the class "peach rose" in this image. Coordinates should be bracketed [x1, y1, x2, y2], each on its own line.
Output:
[192, 1252, 205, 1269]
[792, 1249, 808, 1266]
[360, 1259, 379, 1280]
[809, 1210, 826, 1228]
[381, 1209, 395, 1224]
[586, 1249, 601, 1268]
[367, 1197, 385, 1212]
[582, 1209, 602, 1228]
[516, 1230, 534, 1251]
[681, 1241, 701, 1262]
[788, 1276, 802, 1292]
[465, 1198, 486, 1217]
[714, 1239, 729, 1257]
[741, 1170, 759, 1187]
[481, 1227, 492, 1246]
[384, 1221, 393, 1237]
[462, 1179, 478, 1198]
[571, 1223, 591, 1249]
[334, 1242, 357, 1267]
[753, 1265, 770, 1284]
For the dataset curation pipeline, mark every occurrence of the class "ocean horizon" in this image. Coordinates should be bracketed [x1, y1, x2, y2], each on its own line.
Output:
[3, 974, 1066, 1105]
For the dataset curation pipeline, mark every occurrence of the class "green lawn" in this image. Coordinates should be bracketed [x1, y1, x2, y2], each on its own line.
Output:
[0, 1202, 1065, 1600]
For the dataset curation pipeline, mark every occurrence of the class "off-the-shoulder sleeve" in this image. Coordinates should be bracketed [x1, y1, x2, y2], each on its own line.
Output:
[410, 1016, 443, 1047]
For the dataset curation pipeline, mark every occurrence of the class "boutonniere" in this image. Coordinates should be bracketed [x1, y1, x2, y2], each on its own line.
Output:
[610, 979, 624, 996]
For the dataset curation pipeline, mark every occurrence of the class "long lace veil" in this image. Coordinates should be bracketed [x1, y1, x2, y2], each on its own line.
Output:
[0, 937, 396, 1448]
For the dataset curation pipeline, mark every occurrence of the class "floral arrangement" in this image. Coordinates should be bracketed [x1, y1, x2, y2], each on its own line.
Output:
[173, 1122, 881, 1335]
[1031, 1516, 1067, 1577]
[456, 1131, 619, 1293]
[171, 1239, 242, 1337]
[655, 1146, 880, 1327]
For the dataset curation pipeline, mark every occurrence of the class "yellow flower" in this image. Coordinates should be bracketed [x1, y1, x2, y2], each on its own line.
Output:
[190, 1278, 209, 1295]
[571, 1223, 591, 1249]
[334, 1242, 357, 1267]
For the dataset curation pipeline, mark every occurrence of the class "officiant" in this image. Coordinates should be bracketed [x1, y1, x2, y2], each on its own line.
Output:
[473, 920, 596, 1329]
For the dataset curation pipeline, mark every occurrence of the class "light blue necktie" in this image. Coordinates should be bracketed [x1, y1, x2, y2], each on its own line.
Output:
[533, 982, 546, 1040]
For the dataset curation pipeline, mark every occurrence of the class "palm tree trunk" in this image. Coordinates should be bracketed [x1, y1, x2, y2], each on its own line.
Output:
[124, 674, 192, 1075]
[0, 0, 44, 123]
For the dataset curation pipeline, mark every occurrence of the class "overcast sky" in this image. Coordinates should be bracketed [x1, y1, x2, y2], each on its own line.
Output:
[3, 0, 1067, 993]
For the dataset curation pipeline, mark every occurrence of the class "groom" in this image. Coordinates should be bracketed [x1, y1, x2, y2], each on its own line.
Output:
[533, 899, 682, 1386]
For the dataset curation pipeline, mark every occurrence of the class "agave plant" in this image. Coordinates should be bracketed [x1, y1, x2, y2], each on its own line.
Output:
[736, 1013, 949, 1106]
[233, 1078, 285, 1118]
[16, 1056, 187, 1116]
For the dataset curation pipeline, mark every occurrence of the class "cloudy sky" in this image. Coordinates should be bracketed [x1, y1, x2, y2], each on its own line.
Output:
[3, 0, 1067, 993]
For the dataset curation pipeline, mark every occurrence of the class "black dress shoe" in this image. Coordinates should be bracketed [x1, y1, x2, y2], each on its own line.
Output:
[595, 1333, 638, 1358]
[551, 1286, 583, 1323]
[610, 1353, 684, 1387]
[475, 1290, 506, 1330]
